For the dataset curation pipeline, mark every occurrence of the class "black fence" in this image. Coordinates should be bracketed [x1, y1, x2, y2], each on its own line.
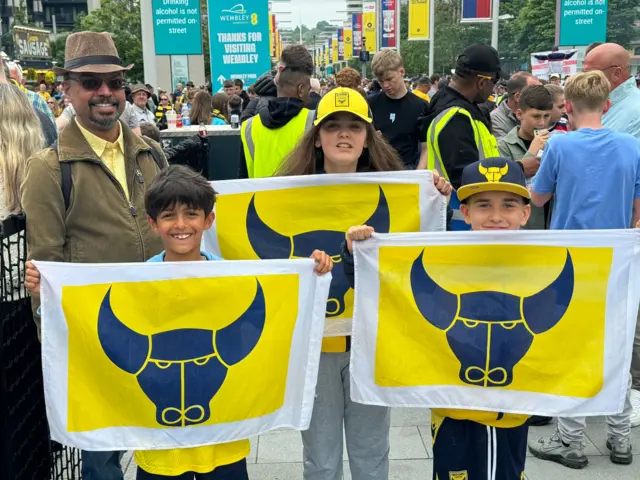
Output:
[0, 215, 82, 479]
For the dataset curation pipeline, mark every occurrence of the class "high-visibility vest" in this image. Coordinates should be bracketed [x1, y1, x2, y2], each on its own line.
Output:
[426, 107, 500, 230]
[241, 109, 315, 178]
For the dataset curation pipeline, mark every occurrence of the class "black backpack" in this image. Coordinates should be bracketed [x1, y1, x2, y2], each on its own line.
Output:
[52, 137, 164, 211]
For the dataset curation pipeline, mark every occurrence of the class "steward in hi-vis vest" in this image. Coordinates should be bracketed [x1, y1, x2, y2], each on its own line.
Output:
[422, 44, 509, 230]
[239, 60, 315, 179]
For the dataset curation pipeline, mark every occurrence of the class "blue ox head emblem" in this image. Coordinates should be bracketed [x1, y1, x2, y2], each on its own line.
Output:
[97, 280, 265, 426]
[410, 250, 574, 387]
[246, 186, 389, 317]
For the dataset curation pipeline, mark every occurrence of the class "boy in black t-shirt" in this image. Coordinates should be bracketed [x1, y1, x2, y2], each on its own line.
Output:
[368, 49, 429, 169]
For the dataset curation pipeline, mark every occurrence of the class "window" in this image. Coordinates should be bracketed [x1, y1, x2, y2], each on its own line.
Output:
[634, 47, 640, 56]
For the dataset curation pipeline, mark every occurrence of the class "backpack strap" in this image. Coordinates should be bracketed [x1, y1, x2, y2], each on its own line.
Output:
[140, 136, 166, 171]
[52, 141, 73, 212]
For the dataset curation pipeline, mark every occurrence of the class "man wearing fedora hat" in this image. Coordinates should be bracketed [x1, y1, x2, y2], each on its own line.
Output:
[20, 31, 167, 480]
[131, 84, 156, 125]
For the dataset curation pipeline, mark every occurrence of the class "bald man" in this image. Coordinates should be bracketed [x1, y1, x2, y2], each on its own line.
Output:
[583, 43, 640, 139]
[491, 71, 542, 139]
[584, 43, 640, 432]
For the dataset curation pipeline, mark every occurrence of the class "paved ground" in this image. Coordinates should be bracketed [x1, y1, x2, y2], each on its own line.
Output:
[120, 409, 640, 479]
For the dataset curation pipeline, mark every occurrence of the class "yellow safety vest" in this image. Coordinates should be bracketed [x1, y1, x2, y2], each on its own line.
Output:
[241, 109, 315, 178]
[426, 107, 500, 229]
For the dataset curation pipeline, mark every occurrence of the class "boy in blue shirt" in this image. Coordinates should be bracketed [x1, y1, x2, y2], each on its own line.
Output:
[529, 70, 640, 468]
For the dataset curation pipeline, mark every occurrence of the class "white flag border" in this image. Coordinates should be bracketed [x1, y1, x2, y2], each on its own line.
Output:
[350, 230, 640, 417]
[36, 259, 330, 451]
[202, 171, 447, 338]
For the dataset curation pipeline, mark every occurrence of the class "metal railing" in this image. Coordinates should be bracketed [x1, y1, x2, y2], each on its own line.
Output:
[0, 215, 82, 479]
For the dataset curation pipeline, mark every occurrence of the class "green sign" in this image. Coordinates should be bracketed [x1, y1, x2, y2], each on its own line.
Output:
[559, 0, 608, 47]
[153, 0, 203, 55]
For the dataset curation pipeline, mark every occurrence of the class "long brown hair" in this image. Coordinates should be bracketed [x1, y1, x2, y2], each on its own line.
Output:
[189, 91, 213, 125]
[277, 118, 404, 176]
[211, 93, 229, 120]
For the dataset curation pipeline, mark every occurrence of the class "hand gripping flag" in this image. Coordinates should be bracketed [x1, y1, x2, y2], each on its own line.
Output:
[37, 259, 330, 450]
[350, 230, 640, 417]
[202, 171, 446, 337]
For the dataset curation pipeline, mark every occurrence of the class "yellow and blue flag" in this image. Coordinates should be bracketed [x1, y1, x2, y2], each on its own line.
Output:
[350, 230, 640, 417]
[203, 172, 447, 336]
[37, 259, 330, 450]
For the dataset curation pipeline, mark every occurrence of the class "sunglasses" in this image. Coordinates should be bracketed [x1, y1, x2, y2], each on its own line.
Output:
[160, 97, 169, 101]
[68, 76, 125, 91]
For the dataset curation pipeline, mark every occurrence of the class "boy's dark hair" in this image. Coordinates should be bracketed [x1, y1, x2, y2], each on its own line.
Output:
[223, 80, 234, 88]
[518, 85, 553, 111]
[247, 85, 256, 95]
[430, 74, 440, 84]
[140, 123, 161, 142]
[145, 165, 217, 221]
[417, 76, 432, 86]
[280, 44, 314, 75]
[233, 78, 244, 88]
[228, 94, 242, 109]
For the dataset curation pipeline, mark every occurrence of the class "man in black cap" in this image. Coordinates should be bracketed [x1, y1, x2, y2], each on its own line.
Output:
[421, 44, 509, 230]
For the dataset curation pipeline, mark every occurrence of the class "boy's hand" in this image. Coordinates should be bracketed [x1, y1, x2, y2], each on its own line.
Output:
[432, 170, 453, 197]
[25, 261, 41, 295]
[310, 250, 333, 275]
[346, 225, 375, 254]
[528, 130, 550, 156]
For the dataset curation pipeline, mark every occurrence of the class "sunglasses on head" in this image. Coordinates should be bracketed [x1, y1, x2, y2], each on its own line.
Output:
[68, 76, 125, 91]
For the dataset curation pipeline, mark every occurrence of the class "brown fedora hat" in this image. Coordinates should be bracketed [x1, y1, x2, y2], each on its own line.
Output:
[53, 31, 134, 75]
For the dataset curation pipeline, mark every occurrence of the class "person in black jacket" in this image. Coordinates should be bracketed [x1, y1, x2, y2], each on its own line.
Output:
[233, 79, 251, 110]
[239, 70, 277, 122]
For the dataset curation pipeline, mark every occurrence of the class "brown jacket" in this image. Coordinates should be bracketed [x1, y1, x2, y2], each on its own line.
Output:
[21, 119, 168, 332]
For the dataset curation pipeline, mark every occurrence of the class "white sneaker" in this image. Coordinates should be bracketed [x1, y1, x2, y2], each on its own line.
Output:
[630, 389, 640, 428]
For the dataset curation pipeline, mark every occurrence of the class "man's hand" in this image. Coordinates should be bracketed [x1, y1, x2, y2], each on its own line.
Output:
[519, 156, 541, 177]
[25, 261, 41, 295]
[309, 250, 333, 275]
[346, 225, 375, 254]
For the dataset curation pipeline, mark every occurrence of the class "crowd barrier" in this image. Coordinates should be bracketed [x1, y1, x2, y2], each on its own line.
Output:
[0, 215, 82, 479]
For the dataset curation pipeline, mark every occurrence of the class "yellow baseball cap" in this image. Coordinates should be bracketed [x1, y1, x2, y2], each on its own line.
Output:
[314, 87, 373, 126]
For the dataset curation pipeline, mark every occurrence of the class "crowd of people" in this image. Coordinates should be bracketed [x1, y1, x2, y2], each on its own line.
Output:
[2, 26, 640, 480]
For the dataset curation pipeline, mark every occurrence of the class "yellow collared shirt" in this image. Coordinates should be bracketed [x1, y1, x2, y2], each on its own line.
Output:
[413, 89, 430, 102]
[76, 119, 130, 199]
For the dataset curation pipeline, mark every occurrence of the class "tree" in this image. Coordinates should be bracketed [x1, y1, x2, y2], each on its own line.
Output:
[606, 0, 639, 48]
[75, 0, 143, 81]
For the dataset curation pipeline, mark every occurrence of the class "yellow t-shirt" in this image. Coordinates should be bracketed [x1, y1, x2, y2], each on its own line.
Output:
[76, 119, 129, 199]
[134, 440, 250, 476]
[38, 91, 51, 101]
[413, 89, 430, 102]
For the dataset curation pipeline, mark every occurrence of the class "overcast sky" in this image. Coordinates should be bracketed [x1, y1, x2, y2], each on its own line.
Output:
[271, 0, 349, 30]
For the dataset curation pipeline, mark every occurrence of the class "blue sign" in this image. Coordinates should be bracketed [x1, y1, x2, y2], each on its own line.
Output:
[559, 0, 608, 46]
[207, 0, 271, 88]
[152, 0, 203, 55]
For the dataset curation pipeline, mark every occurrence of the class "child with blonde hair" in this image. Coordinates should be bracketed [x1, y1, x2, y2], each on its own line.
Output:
[529, 70, 640, 468]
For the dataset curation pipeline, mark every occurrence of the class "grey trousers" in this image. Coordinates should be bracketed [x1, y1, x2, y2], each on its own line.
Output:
[631, 307, 640, 389]
[301, 352, 390, 480]
[558, 373, 632, 443]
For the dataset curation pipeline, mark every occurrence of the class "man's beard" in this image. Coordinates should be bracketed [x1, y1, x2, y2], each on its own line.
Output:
[88, 97, 123, 130]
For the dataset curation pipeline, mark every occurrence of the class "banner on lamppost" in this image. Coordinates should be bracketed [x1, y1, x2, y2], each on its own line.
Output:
[380, 0, 397, 49]
[352, 13, 363, 58]
[332, 34, 338, 64]
[461, 0, 492, 23]
[344, 25, 353, 59]
[269, 14, 276, 57]
[408, 0, 430, 40]
[363, 0, 377, 53]
[338, 28, 345, 61]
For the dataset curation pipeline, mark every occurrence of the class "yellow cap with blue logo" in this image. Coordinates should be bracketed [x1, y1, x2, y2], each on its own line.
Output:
[457, 157, 530, 202]
[314, 87, 373, 126]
